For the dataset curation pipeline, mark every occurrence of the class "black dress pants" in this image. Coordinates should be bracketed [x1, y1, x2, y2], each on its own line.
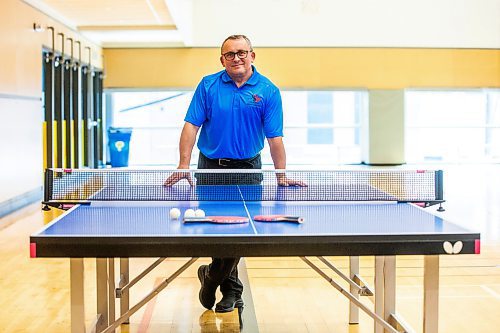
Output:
[196, 152, 263, 297]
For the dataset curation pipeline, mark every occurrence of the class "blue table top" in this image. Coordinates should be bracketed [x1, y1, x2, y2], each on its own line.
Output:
[34, 176, 481, 257]
[36, 201, 472, 238]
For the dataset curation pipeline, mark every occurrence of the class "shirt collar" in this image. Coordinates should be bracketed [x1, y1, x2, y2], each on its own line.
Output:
[222, 65, 259, 86]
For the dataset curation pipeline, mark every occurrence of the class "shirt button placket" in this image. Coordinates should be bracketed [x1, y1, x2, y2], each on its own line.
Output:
[233, 89, 239, 112]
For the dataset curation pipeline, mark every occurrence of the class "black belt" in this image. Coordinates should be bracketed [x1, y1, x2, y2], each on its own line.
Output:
[197, 153, 263, 184]
[216, 155, 259, 167]
[203, 154, 260, 167]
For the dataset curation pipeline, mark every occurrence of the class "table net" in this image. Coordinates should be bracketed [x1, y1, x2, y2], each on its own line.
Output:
[44, 169, 443, 205]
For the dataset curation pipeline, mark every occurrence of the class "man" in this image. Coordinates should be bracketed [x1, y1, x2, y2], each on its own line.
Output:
[164, 35, 305, 313]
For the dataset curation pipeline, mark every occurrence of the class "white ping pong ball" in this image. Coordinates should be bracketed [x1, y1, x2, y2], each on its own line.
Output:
[184, 209, 196, 218]
[195, 209, 205, 217]
[169, 208, 181, 220]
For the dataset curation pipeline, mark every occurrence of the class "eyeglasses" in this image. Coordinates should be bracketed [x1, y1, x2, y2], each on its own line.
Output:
[222, 50, 252, 61]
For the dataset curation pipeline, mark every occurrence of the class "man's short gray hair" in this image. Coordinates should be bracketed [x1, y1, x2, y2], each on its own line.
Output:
[221, 35, 253, 53]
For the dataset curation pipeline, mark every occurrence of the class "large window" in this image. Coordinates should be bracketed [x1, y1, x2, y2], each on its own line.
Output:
[276, 90, 365, 165]
[107, 90, 366, 166]
[108, 91, 193, 165]
[405, 89, 500, 163]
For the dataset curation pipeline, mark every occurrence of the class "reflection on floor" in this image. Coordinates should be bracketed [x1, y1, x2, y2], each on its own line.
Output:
[0, 164, 498, 332]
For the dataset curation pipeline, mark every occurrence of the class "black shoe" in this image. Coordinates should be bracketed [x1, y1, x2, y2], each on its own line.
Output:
[198, 265, 217, 309]
[215, 293, 244, 313]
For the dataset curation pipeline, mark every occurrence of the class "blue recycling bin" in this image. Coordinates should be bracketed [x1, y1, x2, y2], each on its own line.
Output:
[108, 127, 132, 167]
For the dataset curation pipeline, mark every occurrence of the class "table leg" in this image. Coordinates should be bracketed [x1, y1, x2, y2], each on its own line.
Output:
[96, 258, 109, 332]
[383, 256, 396, 333]
[349, 256, 360, 324]
[424, 255, 439, 333]
[108, 258, 115, 325]
[70, 258, 85, 333]
[374, 256, 396, 333]
[120, 258, 130, 324]
[374, 256, 384, 333]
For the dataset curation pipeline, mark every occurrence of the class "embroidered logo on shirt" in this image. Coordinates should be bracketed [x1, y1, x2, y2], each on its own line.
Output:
[253, 94, 262, 103]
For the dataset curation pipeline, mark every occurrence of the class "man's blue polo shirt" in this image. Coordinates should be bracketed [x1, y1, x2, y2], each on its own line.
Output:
[184, 66, 283, 160]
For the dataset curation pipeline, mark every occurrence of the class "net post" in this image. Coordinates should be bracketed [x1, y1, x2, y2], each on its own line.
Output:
[434, 170, 444, 201]
[43, 169, 53, 206]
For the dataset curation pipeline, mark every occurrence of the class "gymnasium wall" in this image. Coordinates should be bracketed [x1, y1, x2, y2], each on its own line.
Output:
[171, 0, 500, 164]
[0, 0, 101, 209]
[103, 47, 500, 164]
[103, 48, 500, 89]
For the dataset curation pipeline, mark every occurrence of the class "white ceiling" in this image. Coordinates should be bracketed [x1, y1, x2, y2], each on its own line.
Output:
[23, 0, 500, 49]
[24, 0, 184, 47]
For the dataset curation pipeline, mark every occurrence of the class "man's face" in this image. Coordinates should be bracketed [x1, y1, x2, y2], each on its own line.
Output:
[220, 38, 255, 78]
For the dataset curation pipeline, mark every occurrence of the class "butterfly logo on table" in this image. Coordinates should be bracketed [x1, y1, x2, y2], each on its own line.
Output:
[443, 241, 463, 254]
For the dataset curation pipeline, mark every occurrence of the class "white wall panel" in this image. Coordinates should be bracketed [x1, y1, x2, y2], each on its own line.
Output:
[188, 0, 500, 48]
[0, 97, 43, 201]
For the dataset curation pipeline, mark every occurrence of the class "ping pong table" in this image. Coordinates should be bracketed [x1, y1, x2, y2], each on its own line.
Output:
[30, 169, 480, 333]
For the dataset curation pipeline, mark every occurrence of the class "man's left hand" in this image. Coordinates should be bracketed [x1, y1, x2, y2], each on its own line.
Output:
[276, 174, 307, 187]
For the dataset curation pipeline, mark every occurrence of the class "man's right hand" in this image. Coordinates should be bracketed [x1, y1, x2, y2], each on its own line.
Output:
[163, 169, 194, 187]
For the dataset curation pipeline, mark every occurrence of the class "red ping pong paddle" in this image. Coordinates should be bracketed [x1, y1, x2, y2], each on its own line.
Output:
[183, 216, 249, 224]
[253, 215, 304, 223]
